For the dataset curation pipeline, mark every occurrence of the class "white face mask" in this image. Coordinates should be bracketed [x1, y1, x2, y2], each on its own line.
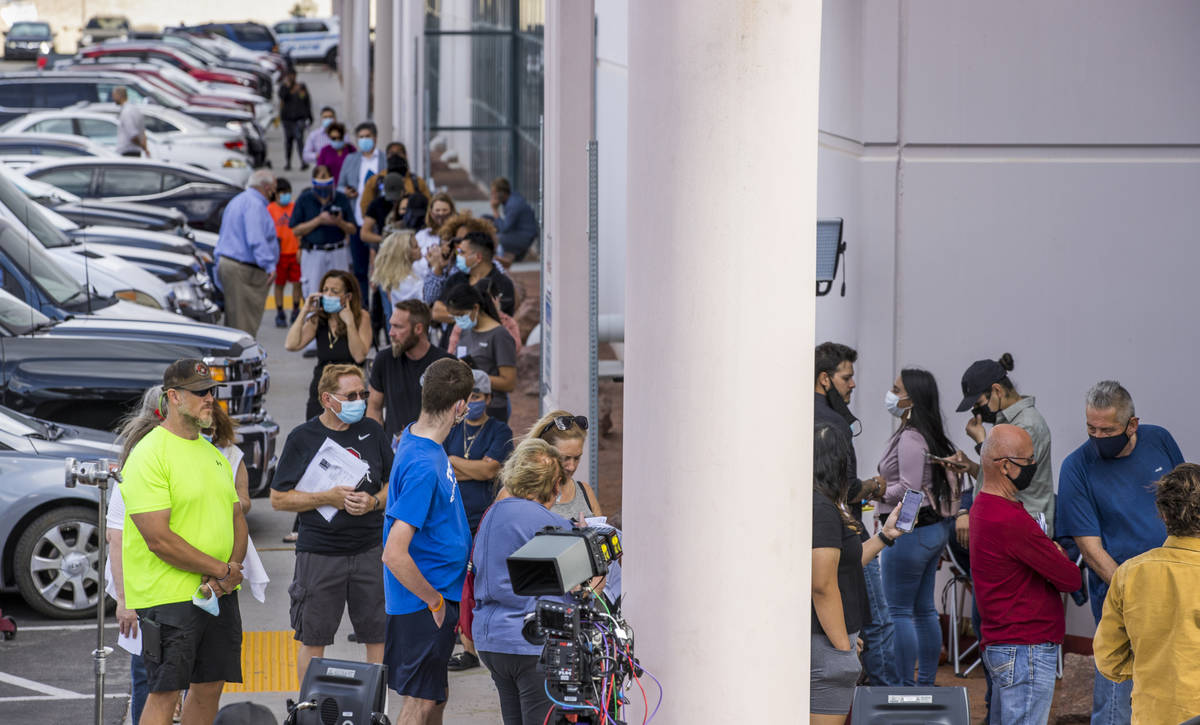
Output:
[884, 390, 909, 418]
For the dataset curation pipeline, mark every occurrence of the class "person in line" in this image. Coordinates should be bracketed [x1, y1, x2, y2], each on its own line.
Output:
[522, 411, 600, 519]
[1055, 380, 1184, 724]
[422, 210, 473, 312]
[215, 170, 278, 337]
[382, 358, 475, 724]
[278, 71, 313, 171]
[446, 278, 523, 356]
[1094, 462, 1200, 723]
[114, 85, 148, 158]
[471, 438, 577, 724]
[120, 360, 248, 725]
[316, 122, 355, 185]
[483, 177, 538, 265]
[811, 423, 908, 724]
[367, 299, 454, 447]
[372, 231, 423, 307]
[874, 367, 962, 687]
[434, 230, 516, 319]
[302, 106, 337, 167]
[269, 178, 303, 328]
[285, 270, 373, 419]
[971, 425, 1080, 725]
[289, 165, 357, 302]
[443, 284, 517, 422]
[360, 144, 431, 216]
[813, 342, 895, 686]
[415, 192, 456, 255]
[362, 170, 419, 342]
[444, 369, 514, 673]
[270, 364, 393, 687]
[403, 192, 429, 232]
[337, 122, 384, 303]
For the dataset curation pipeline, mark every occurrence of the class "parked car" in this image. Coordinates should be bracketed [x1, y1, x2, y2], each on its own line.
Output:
[177, 28, 289, 78]
[126, 32, 274, 97]
[0, 132, 113, 166]
[24, 158, 241, 232]
[1, 110, 252, 185]
[4, 21, 54, 60]
[174, 22, 279, 53]
[273, 17, 339, 66]
[80, 16, 130, 47]
[79, 42, 266, 98]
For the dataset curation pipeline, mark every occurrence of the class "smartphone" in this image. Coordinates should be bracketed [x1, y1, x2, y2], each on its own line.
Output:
[895, 489, 925, 533]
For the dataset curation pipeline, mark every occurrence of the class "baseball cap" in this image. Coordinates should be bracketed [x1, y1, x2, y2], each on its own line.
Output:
[162, 359, 219, 393]
[955, 359, 1006, 412]
[472, 369, 491, 395]
[384, 173, 408, 202]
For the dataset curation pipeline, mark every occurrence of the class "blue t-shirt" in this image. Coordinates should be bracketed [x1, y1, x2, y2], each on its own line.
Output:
[384, 425, 472, 615]
[289, 187, 356, 249]
[443, 417, 514, 531]
[471, 496, 572, 656]
[1055, 423, 1183, 620]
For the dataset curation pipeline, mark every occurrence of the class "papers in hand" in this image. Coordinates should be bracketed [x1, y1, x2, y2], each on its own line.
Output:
[296, 437, 371, 521]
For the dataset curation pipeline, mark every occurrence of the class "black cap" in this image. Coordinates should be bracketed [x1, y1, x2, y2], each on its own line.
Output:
[162, 359, 219, 393]
[956, 359, 1006, 412]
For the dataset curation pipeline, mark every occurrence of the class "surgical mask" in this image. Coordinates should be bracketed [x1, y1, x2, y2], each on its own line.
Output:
[321, 117, 333, 129]
[358, 137, 375, 153]
[454, 313, 476, 332]
[278, 192, 292, 206]
[884, 390, 908, 418]
[336, 399, 367, 424]
[1090, 430, 1130, 460]
[321, 295, 343, 314]
[192, 585, 220, 616]
[455, 254, 471, 274]
[330, 139, 345, 150]
[313, 179, 334, 197]
[971, 401, 998, 424]
[466, 400, 487, 420]
[1004, 459, 1038, 491]
[201, 433, 214, 443]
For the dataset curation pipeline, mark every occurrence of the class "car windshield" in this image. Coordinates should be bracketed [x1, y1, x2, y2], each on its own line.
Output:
[0, 190, 87, 306]
[150, 64, 204, 94]
[87, 17, 128, 30]
[164, 36, 221, 66]
[0, 172, 76, 247]
[0, 287, 54, 335]
[0, 404, 52, 437]
[10, 23, 50, 38]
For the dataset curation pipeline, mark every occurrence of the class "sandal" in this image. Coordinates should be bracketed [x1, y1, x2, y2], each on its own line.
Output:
[447, 651, 480, 671]
[282, 532, 298, 544]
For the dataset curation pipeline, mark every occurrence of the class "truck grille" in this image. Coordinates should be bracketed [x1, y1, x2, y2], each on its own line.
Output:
[205, 347, 270, 424]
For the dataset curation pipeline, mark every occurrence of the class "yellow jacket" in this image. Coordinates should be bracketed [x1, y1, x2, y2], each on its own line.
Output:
[1093, 535, 1200, 724]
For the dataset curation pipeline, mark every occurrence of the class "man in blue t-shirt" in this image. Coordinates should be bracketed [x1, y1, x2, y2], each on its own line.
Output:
[1055, 380, 1184, 725]
[382, 357, 474, 720]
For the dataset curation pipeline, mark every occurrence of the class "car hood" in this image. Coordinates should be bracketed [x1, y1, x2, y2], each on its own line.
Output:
[51, 303, 252, 354]
[68, 226, 195, 256]
[55, 200, 187, 229]
[47, 247, 171, 299]
[27, 424, 120, 459]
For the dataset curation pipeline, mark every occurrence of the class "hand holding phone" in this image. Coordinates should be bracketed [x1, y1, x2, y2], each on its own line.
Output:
[894, 489, 925, 533]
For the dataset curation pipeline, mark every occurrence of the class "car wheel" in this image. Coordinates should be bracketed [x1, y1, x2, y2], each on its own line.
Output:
[13, 506, 104, 619]
[325, 46, 338, 68]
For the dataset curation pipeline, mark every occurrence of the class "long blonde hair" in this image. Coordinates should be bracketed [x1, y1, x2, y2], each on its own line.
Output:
[501, 439, 564, 504]
[371, 230, 418, 292]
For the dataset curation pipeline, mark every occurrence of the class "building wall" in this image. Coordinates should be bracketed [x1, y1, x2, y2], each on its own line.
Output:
[817, 0, 1200, 639]
[595, 0, 627, 319]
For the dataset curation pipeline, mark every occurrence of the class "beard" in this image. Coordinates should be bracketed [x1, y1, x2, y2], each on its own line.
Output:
[181, 408, 214, 432]
[391, 332, 419, 357]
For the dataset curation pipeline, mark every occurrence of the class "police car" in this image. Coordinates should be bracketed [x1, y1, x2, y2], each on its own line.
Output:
[273, 16, 340, 66]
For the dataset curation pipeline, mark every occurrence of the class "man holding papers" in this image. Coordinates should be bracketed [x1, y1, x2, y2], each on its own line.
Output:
[270, 363, 394, 687]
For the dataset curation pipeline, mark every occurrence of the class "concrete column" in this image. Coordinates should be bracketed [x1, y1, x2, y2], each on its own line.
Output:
[340, 0, 371, 126]
[541, 0, 595, 475]
[396, 0, 425, 175]
[622, 2, 822, 721]
[373, 0, 395, 141]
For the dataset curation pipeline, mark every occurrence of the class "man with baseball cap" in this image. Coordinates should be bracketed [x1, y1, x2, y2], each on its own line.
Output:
[121, 359, 248, 725]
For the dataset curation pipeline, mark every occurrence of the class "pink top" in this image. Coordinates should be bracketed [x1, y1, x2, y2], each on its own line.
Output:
[316, 143, 356, 186]
[876, 427, 960, 517]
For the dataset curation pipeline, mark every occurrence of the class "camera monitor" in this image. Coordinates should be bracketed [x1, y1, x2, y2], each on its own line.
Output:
[850, 686, 970, 725]
[507, 527, 619, 596]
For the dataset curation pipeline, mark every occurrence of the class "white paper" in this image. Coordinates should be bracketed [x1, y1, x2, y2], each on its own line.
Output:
[584, 516, 608, 528]
[243, 536, 270, 603]
[296, 438, 372, 521]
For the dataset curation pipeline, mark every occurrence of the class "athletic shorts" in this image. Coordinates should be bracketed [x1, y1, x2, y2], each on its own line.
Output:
[384, 601, 460, 702]
[138, 591, 243, 692]
[276, 253, 301, 284]
[288, 546, 387, 646]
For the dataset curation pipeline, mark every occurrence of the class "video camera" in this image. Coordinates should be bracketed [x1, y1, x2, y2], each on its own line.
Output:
[507, 526, 640, 724]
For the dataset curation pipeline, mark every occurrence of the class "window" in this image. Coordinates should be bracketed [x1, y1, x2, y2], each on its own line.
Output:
[33, 167, 93, 196]
[298, 21, 328, 33]
[234, 25, 273, 43]
[99, 168, 163, 197]
[143, 116, 179, 134]
[30, 118, 74, 135]
[38, 84, 95, 108]
[37, 144, 91, 157]
[9, 22, 50, 39]
[0, 83, 35, 107]
[0, 143, 33, 154]
[77, 118, 118, 145]
[160, 172, 188, 191]
[275, 21, 297, 34]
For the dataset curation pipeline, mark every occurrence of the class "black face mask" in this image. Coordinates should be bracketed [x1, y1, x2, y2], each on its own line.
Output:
[972, 401, 998, 424]
[821, 377, 860, 436]
[1004, 459, 1038, 491]
[1090, 431, 1130, 460]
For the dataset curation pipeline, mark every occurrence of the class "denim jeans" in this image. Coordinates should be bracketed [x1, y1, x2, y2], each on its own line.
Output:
[1091, 666, 1133, 725]
[983, 643, 1058, 725]
[881, 518, 950, 686]
[860, 557, 899, 685]
[130, 654, 149, 725]
[972, 598, 993, 721]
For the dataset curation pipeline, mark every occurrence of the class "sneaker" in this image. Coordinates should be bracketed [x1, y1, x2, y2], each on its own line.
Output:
[284, 163, 292, 171]
[274, 310, 287, 328]
[447, 651, 480, 671]
[291, 307, 300, 324]
[300, 163, 310, 171]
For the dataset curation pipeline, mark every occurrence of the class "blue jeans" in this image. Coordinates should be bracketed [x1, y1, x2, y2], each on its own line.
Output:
[881, 519, 950, 686]
[983, 643, 1058, 725]
[860, 557, 898, 685]
[1091, 666, 1132, 725]
[130, 653, 148, 725]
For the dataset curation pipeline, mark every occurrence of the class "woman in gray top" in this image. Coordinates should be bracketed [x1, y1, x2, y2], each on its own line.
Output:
[527, 410, 602, 519]
[444, 283, 517, 421]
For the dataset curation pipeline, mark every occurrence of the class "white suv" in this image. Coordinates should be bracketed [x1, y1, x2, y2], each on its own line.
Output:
[274, 17, 339, 66]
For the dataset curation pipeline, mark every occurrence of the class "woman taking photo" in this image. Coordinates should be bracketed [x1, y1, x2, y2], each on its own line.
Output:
[371, 230, 423, 306]
[443, 283, 516, 422]
[811, 422, 906, 723]
[472, 438, 578, 725]
[527, 410, 600, 519]
[285, 269, 373, 419]
[874, 367, 963, 687]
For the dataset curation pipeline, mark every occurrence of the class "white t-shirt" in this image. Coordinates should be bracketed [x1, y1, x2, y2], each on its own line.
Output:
[116, 103, 145, 155]
[353, 153, 381, 225]
[388, 275, 423, 305]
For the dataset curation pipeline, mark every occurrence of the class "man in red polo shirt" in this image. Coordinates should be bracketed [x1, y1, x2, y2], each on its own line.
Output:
[971, 424, 1081, 725]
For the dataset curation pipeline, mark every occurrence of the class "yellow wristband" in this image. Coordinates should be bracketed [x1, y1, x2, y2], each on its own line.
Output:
[428, 594, 444, 613]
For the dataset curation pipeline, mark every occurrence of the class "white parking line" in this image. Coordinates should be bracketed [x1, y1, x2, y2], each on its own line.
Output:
[15, 623, 118, 631]
[0, 671, 83, 698]
[0, 694, 125, 702]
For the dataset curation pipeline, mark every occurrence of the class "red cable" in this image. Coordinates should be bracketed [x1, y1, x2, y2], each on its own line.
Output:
[543, 705, 554, 725]
[625, 645, 648, 725]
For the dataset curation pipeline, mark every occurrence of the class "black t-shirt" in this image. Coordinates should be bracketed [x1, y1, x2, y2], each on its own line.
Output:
[368, 344, 454, 438]
[812, 493, 867, 637]
[443, 266, 516, 316]
[270, 417, 394, 555]
[365, 196, 392, 237]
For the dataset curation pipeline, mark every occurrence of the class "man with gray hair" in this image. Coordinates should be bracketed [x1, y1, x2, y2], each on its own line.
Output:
[113, 86, 148, 158]
[1055, 380, 1183, 725]
[215, 170, 279, 337]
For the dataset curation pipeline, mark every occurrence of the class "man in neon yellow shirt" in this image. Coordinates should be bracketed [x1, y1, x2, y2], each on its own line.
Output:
[122, 359, 248, 725]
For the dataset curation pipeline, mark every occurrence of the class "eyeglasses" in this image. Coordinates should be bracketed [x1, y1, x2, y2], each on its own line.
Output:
[997, 455, 1035, 466]
[331, 391, 370, 402]
[174, 387, 215, 399]
[553, 415, 588, 432]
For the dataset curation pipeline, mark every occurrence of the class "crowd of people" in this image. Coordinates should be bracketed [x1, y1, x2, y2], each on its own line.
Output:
[809, 342, 1200, 724]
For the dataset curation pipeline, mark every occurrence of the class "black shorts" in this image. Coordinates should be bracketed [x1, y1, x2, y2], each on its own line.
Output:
[138, 591, 242, 692]
[289, 546, 387, 646]
[383, 601, 460, 703]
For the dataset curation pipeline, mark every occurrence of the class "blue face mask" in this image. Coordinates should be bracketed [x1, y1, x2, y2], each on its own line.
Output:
[330, 139, 345, 151]
[313, 179, 334, 197]
[278, 192, 292, 206]
[455, 254, 470, 274]
[336, 399, 367, 424]
[466, 400, 487, 420]
[321, 117, 333, 129]
[192, 585, 220, 616]
[201, 433, 214, 443]
[321, 295, 343, 314]
[453, 313, 476, 332]
[358, 137, 375, 154]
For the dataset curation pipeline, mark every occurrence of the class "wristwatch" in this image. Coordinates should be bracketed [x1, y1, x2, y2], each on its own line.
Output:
[878, 532, 895, 547]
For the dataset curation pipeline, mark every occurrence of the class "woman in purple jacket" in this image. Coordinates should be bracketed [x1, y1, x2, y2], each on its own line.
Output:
[315, 122, 356, 185]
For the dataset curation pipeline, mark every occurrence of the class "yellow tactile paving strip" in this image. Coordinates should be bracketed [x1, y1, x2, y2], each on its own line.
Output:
[226, 630, 298, 693]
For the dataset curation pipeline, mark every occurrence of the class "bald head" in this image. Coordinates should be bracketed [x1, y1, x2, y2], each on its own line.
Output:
[981, 424, 1034, 494]
[113, 86, 128, 104]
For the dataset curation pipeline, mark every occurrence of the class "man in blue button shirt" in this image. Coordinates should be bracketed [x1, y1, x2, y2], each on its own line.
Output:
[1056, 380, 1184, 725]
[215, 169, 278, 337]
[382, 357, 474, 722]
[484, 177, 539, 265]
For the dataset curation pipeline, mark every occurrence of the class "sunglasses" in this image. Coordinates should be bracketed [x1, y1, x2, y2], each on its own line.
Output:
[553, 415, 588, 432]
[331, 391, 369, 402]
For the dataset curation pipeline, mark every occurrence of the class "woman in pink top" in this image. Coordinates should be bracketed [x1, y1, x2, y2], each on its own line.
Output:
[315, 122, 356, 185]
[873, 368, 963, 687]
